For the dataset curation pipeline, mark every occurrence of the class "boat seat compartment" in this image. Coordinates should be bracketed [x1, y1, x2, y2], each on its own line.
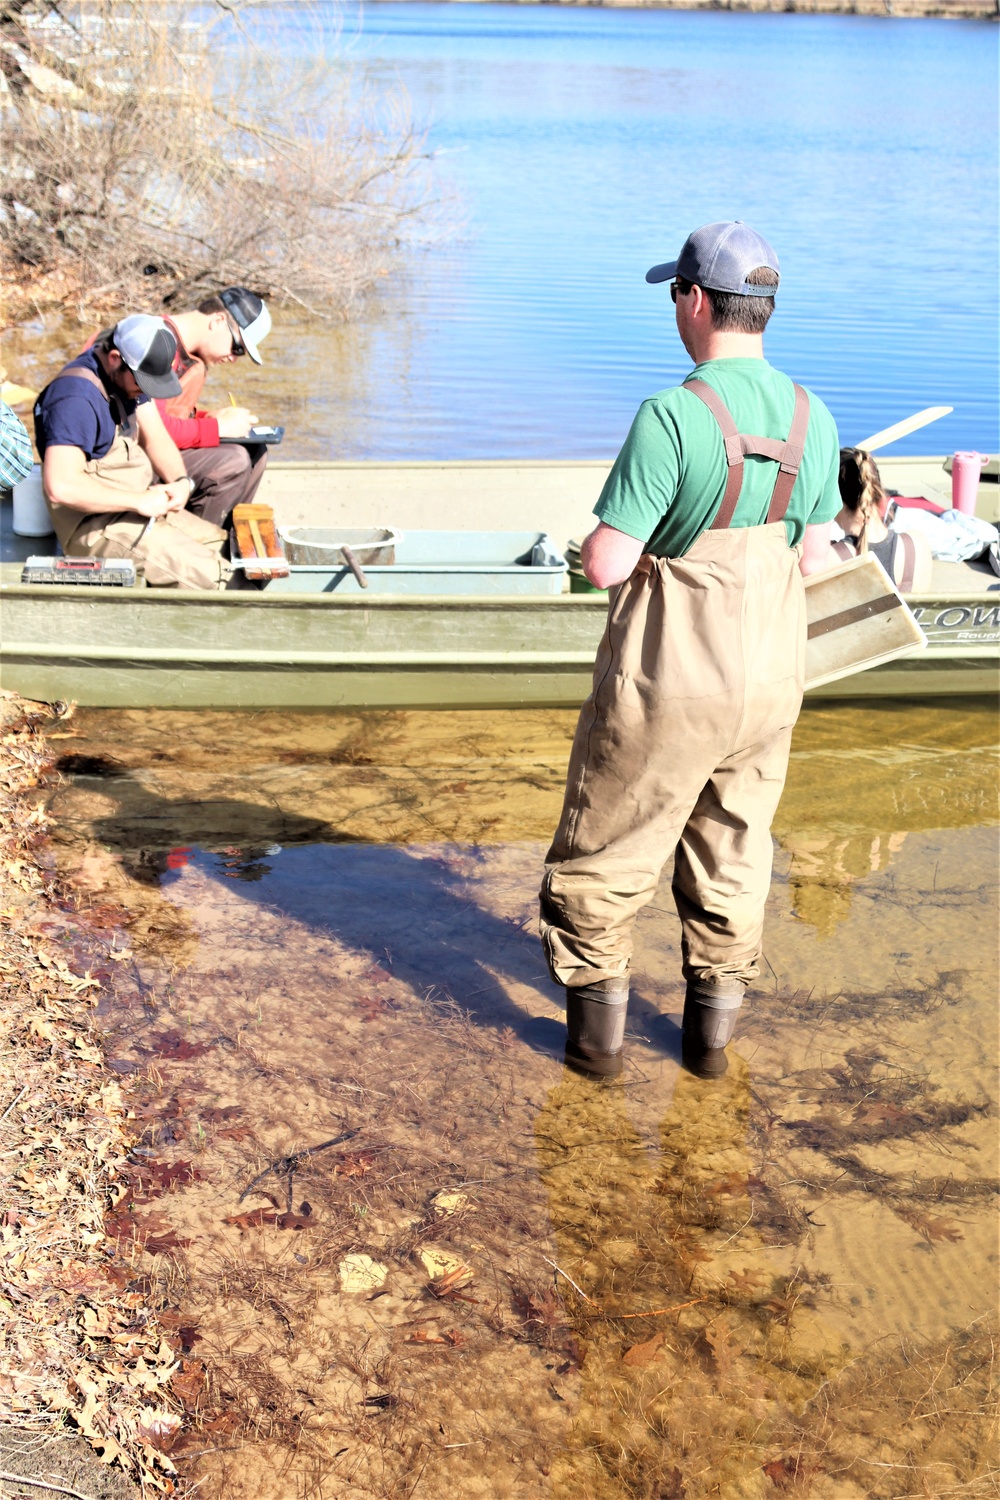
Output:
[266, 529, 568, 595]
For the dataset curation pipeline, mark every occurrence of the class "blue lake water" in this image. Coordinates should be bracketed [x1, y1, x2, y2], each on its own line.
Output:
[265, 3, 997, 462]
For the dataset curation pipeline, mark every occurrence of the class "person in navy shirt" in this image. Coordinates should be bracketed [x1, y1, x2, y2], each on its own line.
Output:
[34, 315, 230, 589]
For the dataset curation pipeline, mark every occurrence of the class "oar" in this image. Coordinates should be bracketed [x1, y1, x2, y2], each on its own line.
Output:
[855, 406, 953, 454]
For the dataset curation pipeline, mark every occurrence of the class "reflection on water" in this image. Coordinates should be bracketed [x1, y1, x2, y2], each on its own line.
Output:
[538, 1056, 996, 1498]
[46, 700, 997, 1497]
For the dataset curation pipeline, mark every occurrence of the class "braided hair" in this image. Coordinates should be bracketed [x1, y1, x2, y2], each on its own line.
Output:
[838, 447, 885, 554]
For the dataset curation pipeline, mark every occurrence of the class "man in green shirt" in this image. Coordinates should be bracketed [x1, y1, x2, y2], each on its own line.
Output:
[539, 220, 839, 1081]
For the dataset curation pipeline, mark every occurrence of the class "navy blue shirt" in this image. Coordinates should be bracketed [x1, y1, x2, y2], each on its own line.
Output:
[33, 348, 148, 461]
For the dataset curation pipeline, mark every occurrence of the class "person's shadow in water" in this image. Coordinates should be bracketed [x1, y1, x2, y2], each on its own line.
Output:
[65, 756, 682, 1065]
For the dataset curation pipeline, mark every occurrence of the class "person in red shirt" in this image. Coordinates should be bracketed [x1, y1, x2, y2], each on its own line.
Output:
[157, 287, 273, 528]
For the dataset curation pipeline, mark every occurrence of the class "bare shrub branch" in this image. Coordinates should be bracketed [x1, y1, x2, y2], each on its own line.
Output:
[0, 0, 434, 319]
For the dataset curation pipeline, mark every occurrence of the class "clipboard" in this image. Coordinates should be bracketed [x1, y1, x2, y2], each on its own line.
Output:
[804, 554, 927, 690]
[220, 424, 285, 446]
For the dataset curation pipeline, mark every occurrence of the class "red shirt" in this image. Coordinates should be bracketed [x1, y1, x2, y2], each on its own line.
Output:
[156, 317, 219, 449]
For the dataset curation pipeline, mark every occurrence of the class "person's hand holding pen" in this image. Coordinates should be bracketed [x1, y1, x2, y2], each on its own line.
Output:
[214, 392, 258, 438]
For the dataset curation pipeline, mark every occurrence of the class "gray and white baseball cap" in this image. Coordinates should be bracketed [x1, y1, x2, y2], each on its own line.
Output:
[646, 221, 780, 296]
[112, 314, 182, 398]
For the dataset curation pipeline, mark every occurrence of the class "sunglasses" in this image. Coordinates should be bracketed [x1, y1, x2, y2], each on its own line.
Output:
[670, 280, 693, 305]
[226, 317, 246, 357]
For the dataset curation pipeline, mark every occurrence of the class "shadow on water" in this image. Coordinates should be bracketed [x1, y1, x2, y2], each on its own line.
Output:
[49, 744, 686, 1066]
[66, 767, 567, 1051]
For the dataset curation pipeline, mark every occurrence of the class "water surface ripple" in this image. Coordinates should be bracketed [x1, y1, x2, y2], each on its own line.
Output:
[6, 4, 996, 465]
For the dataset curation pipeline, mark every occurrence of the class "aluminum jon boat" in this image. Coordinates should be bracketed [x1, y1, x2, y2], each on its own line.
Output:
[1, 456, 997, 710]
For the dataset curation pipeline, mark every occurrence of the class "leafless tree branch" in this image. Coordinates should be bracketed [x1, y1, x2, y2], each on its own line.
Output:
[0, 0, 435, 319]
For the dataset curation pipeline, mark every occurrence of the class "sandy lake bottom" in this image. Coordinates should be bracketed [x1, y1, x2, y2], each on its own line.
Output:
[36, 698, 998, 1499]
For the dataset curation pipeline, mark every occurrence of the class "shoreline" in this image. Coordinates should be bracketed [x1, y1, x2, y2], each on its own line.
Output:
[0, 693, 184, 1497]
[373, 0, 997, 18]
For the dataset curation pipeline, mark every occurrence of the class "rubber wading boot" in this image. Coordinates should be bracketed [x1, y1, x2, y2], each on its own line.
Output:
[564, 977, 629, 1079]
[681, 980, 745, 1079]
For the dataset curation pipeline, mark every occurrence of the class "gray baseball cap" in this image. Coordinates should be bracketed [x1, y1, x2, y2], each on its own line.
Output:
[646, 220, 780, 296]
[112, 314, 182, 398]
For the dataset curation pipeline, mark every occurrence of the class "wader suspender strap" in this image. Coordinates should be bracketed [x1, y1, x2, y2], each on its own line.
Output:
[57, 366, 106, 389]
[54, 364, 134, 433]
[684, 378, 811, 530]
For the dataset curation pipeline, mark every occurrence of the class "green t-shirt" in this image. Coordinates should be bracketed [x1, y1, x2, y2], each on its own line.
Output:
[594, 358, 841, 556]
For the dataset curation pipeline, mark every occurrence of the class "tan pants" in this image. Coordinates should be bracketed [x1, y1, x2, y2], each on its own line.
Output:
[183, 443, 268, 530]
[540, 522, 805, 990]
[67, 506, 230, 590]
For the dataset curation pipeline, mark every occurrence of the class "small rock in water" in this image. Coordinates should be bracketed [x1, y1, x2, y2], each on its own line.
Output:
[431, 1189, 468, 1218]
[339, 1254, 388, 1293]
[419, 1247, 467, 1280]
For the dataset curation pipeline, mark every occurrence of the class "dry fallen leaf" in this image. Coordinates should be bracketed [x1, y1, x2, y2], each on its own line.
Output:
[622, 1331, 664, 1368]
[224, 1208, 312, 1232]
[137, 1406, 182, 1449]
[170, 1360, 207, 1406]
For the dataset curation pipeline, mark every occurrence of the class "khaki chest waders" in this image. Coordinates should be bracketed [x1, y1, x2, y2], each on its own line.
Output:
[541, 381, 811, 1076]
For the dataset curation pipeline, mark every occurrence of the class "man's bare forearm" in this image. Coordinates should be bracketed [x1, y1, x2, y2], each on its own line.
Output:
[43, 451, 173, 518]
[798, 521, 836, 577]
[43, 466, 142, 514]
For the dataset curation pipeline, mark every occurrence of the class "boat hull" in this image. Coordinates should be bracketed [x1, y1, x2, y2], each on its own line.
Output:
[2, 458, 996, 709]
[1, 586, 995, 708]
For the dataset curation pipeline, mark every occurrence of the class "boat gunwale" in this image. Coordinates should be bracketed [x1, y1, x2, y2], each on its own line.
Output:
[261, 458, 619, 471]
[255, 455, 973, 472]
[1, 585, 997, 609]
[0, 584, 610, 609]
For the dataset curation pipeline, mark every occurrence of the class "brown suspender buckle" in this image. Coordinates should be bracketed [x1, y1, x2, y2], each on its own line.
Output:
[684, 377, 811, 531]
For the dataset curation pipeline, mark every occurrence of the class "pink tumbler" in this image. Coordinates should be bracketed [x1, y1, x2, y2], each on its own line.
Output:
[951, 451, 986, 515]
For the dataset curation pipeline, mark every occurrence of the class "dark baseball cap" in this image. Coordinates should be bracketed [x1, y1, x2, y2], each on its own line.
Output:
[646, 221, 780, 296]
[112, 315, 181, 398]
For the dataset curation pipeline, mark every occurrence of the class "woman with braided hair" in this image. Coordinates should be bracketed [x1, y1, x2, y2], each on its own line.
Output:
[834, 447, 932, 590]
